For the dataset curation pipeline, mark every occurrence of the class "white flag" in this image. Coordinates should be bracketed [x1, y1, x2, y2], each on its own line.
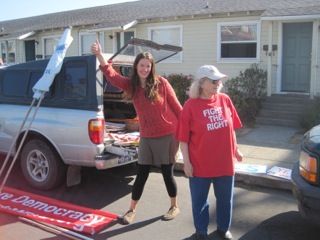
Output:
[33, 27, 73, 99]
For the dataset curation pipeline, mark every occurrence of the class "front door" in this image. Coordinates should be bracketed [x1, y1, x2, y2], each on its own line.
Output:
[281, 22, 312, 92]
[24, 40, 36, 62]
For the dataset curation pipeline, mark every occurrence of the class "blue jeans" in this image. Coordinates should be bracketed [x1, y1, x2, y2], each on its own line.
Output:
[189, 176, 234, 235]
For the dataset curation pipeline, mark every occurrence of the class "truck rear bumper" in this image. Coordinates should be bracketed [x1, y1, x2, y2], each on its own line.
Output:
[95, 153, 137, 170]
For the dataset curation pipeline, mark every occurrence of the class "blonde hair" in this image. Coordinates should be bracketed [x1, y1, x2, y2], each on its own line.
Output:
[189, 77, 223, 98]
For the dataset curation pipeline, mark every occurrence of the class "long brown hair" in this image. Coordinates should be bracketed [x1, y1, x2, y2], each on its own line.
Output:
[129, 52, 159, 102]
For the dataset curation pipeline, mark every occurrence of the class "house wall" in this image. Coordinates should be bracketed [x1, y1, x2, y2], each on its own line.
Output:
[136, 16, 264, 79]
[314, 20, 320, 97]
[15, 41, 24, 64]
[13, 15, 320, 97]
[10, 16, 262, 78]
[104, 32, 114, 54]
[260, 20, 280, 94]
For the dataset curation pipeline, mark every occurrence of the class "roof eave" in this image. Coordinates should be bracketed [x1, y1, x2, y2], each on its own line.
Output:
[261, 14, 320, 21]
[139, 10, 263, 23]
[85, 20, 138, 32]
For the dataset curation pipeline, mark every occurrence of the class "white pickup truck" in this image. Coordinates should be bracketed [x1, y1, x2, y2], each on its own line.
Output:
[0, 38, 182, 190]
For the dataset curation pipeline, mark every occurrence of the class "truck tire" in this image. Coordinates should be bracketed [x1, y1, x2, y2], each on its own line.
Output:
[20, 139, 66, 190]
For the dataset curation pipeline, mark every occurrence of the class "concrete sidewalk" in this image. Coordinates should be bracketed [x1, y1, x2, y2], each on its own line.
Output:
[175, 124, 304, 191]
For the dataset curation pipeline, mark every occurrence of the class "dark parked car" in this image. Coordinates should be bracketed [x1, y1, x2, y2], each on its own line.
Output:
[292, 124, 320, 224]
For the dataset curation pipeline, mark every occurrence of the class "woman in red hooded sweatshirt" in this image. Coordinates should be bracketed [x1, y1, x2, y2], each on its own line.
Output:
[91, 40, 182, 225]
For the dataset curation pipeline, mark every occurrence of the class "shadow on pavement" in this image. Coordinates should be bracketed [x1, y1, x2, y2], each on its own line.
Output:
[0, 154, 137, 210]
[238, 211, 320, 240]
[94, 216, 162, 239]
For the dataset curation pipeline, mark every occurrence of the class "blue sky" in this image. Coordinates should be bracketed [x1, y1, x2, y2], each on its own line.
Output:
[0, 0, 138, 21]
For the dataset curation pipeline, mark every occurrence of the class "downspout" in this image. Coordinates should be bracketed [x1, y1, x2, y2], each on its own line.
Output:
[267, 21, 273, 96]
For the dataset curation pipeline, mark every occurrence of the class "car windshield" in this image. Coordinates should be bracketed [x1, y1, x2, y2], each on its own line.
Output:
[109, 38, 182, 64]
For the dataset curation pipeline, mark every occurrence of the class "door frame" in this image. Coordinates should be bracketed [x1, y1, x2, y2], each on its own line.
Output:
[276, 20, 317, 96]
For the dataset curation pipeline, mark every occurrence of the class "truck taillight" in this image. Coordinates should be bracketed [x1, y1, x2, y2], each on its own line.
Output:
[299, 151, 318, 184]
[88, 119, 105, 144]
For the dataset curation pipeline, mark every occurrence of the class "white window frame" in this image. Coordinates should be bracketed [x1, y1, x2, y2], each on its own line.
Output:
[217, 21, 260, 63]
[79, 31, 104, 56]
[112, 29, 136, 53]
[148, 25, 183, 63]
[0, 39, 16, 64]
[42, 35, 60, 59]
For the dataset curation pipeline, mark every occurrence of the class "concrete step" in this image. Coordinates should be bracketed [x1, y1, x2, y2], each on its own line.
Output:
[264, 94, 310, 104]
[259, 109, 302, 120]
[255, 116, 300, 127]
[262, 102, 306, 112]
[255, 94, 310, 128]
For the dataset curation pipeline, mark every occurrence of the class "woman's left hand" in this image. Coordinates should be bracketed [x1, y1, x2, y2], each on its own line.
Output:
[183, 161, 193, 177]
[235, 148, 243, 162]
[91, 40, 102, 56]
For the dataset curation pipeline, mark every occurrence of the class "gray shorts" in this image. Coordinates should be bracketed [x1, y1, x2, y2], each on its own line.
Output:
[138, 134, 179, 165]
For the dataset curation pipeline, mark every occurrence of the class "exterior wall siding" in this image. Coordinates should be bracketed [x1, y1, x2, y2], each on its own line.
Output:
[7, 15, 320, 97]
[260, 20, 280, 94]
[137, 16, 263, 79]
[315, 20, 320, 97]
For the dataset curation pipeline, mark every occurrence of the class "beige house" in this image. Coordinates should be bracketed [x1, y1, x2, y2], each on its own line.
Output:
[1, 0, 320, 98]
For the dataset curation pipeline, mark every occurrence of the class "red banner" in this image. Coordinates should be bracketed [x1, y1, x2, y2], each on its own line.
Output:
[0, 187, 118, 235]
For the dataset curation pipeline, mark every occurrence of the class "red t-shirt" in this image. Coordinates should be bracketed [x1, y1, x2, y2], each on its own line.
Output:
[177, 94, 242, 177]
[100, 64, 182, 138]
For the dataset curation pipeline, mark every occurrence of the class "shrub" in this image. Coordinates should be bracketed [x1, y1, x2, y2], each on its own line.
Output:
[300, 97, 320, 130]
[224, 64, 267, 126]
[165, 73, 193, 105]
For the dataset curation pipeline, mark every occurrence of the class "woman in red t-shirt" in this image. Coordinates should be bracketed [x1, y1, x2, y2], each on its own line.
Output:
[91, 40, 182, 225]
[177, 65, 243, 240]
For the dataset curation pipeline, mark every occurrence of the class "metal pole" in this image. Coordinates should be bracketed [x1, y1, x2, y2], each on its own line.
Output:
[0, 98, 36, 192]
[19, 217, 94, 240]
[0, 94, 44, 192]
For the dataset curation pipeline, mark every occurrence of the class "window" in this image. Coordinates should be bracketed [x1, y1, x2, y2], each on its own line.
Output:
[116, 31, 134, 53]
[43, 36, 60, 59]
[218, 22, 259, 61]
[80, 33, 96, 55]
[63, 62, 87, 99]
[27, 71, 46, 98]
[3, 71, 28, 97]
[149, 26, 182, 62]
[0, 40, 16, 64]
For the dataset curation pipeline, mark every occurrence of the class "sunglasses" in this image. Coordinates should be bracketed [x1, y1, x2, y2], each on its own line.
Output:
[210, 79, 221, 84]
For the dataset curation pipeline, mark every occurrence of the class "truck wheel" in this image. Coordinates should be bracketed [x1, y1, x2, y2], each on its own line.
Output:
[20, 139, 66, 190]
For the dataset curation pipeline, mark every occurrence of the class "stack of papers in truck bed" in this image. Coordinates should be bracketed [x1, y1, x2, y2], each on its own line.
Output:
[105, 121, 126, 132]
[106, 132, 140, 146]
[105, 132, 139, 156]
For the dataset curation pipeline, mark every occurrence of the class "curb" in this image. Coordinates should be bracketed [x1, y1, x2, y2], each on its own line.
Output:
[235, 172, 293, 191]
[174, 162, 293, 191]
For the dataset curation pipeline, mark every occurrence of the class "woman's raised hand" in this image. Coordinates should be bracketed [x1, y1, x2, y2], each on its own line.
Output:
[91, 40, 102, 56]
[91, 40, 108, 66]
